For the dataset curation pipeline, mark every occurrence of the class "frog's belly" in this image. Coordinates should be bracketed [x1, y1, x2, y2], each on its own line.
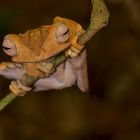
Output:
[34, 61, 77, 91]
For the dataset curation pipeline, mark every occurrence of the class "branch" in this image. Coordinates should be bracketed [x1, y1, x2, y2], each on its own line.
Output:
[0, 93, 16, 111]
[0, 0, 109, 111]
[78, 0, 109, 44]
[50, 0, 110, 67]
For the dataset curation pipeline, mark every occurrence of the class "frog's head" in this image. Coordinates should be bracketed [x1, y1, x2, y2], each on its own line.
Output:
[2, 17, 84, 63]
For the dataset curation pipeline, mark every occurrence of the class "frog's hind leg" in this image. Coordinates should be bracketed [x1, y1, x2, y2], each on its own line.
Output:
[68, 50, 89, 92]
[34, 62, 77, 91]
[76, 58, 89, 92]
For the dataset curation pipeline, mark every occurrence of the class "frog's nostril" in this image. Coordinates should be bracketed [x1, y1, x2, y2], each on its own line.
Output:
[2, 38, 13, 48]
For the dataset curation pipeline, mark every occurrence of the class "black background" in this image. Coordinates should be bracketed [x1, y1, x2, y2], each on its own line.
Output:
[0, 0, 140, 140]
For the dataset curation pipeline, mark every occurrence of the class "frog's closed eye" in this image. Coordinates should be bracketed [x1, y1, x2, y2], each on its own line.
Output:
[2, 39, 17, 56]
[56, 23, 70, 43]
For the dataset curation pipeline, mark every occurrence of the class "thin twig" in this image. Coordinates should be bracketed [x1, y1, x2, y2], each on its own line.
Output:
[0, 0, 109, 111]
[78, 0, 109, 44]
[0, 93, 16, 111]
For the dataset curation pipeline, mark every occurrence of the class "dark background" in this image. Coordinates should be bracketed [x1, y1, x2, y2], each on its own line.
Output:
[0, 0, 140, 140]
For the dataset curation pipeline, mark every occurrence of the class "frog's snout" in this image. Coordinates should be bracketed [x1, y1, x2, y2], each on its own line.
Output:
[2, 38, 17, 56]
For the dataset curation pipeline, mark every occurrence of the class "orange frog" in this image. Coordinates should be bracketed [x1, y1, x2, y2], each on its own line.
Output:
[0, 17, 88, 96]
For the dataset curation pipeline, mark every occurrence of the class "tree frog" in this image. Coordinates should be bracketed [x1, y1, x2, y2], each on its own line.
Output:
[0, 17, 88, 96]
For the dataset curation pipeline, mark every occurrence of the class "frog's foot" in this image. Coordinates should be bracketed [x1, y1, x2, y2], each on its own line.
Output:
[65, 36, 85, 58]
[37, 62, 55, 77]
[9, 80, 32, 96]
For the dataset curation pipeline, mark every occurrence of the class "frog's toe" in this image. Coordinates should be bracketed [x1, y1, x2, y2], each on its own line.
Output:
[9, 81, 21, 96]
[9, 80, 31, 96]
[71, 46, 81, 54]
[66, 48, 80, 57]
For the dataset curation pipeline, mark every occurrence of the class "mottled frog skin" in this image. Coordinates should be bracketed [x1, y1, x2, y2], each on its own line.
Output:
[0, 17, 88, 95]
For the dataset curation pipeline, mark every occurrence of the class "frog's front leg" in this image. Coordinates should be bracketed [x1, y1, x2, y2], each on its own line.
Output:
[0, 62, 25, 79]
[65, 36, 85, 57]
[9, 73, 38, 96]
[0, 62, 32, 96]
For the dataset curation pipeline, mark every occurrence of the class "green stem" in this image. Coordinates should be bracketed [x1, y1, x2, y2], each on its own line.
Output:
[0, 93, 16, 111]
[0, 0, 109, 111]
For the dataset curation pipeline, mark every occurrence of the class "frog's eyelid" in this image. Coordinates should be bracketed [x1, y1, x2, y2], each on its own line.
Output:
[3, 47, 10, 50]
[62, 28, 69, 36]
[55, 23, 70, 43]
